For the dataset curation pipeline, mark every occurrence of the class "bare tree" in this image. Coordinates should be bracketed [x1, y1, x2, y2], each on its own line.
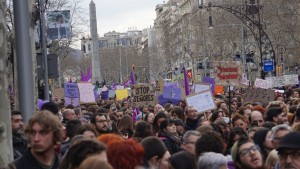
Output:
[0, 0, 13, 166]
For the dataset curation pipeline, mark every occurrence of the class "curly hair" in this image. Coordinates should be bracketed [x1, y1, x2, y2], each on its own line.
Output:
[25, 110, 63, 144]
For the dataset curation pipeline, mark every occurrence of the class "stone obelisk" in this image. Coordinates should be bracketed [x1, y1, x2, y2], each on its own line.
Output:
[89, 0, 101, 83]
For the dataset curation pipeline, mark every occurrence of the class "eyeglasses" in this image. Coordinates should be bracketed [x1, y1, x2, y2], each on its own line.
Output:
[279, 151, 300, 160]
[239, 145, 260, 157]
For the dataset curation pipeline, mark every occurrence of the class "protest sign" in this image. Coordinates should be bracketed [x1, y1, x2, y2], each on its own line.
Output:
[52, 88, 64, 100]
[64, 98, 79, 107]
[47, 10, 71, 40]
[214, 85, 224, 96]
[243, 87, 275, 105]
[284, 74, 299, 85]
[254, 78, 270, 89]
[163, 86, 181, 100]
[194, 82, 210, 94]
[185, 90, 216, 113]
[116, 89, 128, 100]
[108, 90, 116, 98]
[213, 61, 242, 86]
[202, 77, 215, 94]
[77, 83, 96, 103]
[132, 84, 155, 107]
[64, 83, 79, 98]
[101, 91, 109, 100]
[116, 85, 125, 90]
[158, 94, 181, 106]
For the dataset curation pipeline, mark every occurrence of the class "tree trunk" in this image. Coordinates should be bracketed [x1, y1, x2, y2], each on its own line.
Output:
[0, 0, 14, 167]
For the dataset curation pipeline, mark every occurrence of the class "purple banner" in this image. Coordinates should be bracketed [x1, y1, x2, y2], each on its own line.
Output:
[202, 77, 215, 94]
[158, 94, 181, 106]
[101, 90, 109, 100]
[64, 83, 79, 98]
[163, 86, 181, 100]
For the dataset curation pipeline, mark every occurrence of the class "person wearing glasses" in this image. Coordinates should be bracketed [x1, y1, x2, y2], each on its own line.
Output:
[277, 132, 300, 169]
[231, 138, 264, 169]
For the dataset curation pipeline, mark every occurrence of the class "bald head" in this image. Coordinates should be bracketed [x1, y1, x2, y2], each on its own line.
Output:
[250, 111, 264, 127]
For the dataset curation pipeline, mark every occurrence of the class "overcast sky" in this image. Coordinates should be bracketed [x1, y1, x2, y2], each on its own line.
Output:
[81, 0, 165, 37]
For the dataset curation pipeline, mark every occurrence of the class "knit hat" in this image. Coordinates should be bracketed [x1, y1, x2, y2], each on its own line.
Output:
[277, 132, 300, 152]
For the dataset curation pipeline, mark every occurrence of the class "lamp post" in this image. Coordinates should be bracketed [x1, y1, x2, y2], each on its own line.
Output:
[198, 0, 276, 79]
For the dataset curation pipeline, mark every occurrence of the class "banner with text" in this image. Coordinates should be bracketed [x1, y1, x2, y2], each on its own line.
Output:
[243, 87, 275, 105]
[213, 61, 242, 86]
[132, 84, 155, 107]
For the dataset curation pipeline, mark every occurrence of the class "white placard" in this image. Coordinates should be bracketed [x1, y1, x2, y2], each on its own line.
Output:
[194, 83, 210, 94]
[265, 77, 275, 88]
[254, 78, 270, 89]
[185, 90, 216, 113]
[77, 83, 96, 103]
[273, 76, 285, 87]
[116, 85, 124, 90]
[284, 74, 299, 85]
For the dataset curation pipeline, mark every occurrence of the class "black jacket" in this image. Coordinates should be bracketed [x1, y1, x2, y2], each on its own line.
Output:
[12, 134, 27, 159]
[9, 149, 60, 169]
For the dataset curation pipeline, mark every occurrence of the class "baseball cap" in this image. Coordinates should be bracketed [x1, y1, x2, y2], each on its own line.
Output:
[277, 132, 300, 152]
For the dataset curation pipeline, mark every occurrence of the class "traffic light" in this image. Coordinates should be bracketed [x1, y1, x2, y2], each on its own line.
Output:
[187, 69, 192, 78]
[132, 64, 135, 70]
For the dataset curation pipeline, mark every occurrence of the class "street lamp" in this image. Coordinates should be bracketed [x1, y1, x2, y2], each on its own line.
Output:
[198, 0, 276, 79]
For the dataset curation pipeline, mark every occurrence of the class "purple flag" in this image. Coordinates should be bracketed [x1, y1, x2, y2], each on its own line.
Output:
[183, 67, 189, 96]
[130, 71, 135, 85]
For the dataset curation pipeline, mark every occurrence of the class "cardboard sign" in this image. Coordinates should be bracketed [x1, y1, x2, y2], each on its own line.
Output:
[132, 84, 155, 107]
[194, 82, 210, 94]
[64, 83, 79, 98]
[213, 61, 242, 86]
[243, 88, 275, 105]
[116, 89, 128, 101]
[185, 90, 216, 113]
[77, 83, 96, 103]
[52, 88, 64, 100]
[254, 78, 271, 89]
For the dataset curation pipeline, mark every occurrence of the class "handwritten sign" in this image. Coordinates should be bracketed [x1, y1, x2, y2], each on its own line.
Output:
[284, 74, 298, 85]
[52, 88, 64, 100]
[194, 82, 210, 94]
[132, 84, 155, 107]
[213, 61, 242, 86]
[185, 90, 216, 113]
[243, 88, 275, 105]
[254, 78, 270, 89]
[77, 83, 96, 103]
[64, 83, 79, 98]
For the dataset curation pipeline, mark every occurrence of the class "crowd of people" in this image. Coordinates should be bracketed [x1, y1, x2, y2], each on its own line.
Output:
[5, 86, 300, 169]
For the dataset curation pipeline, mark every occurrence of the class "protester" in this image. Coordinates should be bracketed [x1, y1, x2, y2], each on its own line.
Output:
[11, 110, 27, 159]
[76, 124, 97, 139]
[8, 110, 63, 169]
[169, 131, 201, 169]
[198, 152, 228, 169]
[184, 106, 201, 131]
[78, 156, 113, 169]
[158, 118, 182, 154]
[276, 132, 300, 169]
[59, 138, 107, 169]
[231, 138, 264, 169]
[140, 136, 170, 169]
[195, 131, 225, 158]
[61, 109, 77, 125]
[265, 149, 278, 169]
[270, 124, 291, 148]
[90, 112, 110, 136]
[253, 127, 274, 161]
